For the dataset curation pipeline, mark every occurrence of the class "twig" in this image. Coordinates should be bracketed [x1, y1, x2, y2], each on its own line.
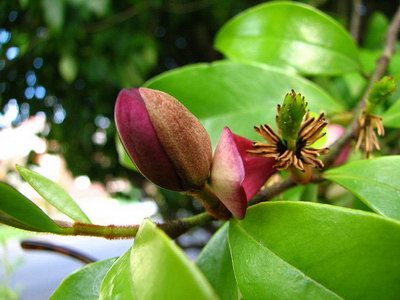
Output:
[350, 0, 363, 43]
[85, 7, 139, 33]
[21, 240, 96, 264]
[51, 175, 307, 240]
[324, 5, 400, 167]
[249, 174, 325, 206]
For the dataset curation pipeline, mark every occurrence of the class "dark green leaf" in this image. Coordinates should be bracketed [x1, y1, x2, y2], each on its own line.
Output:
[50, 258, 116, 300]
[0, 182, 62, 233]
[16, 165, 91, 223]
[100, 220, 218, 299]
[229, 201, 400, 300]
[363, 12, 389, 50]
[197, 223, 239, 300]
[146, 61, 342, 146]
[324, 156, 400, 220]
[215, 2, 360, 75]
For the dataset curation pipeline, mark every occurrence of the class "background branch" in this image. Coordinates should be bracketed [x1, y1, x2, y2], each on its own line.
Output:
[350, 0, 363, 43]
[324, 4, 400, 167]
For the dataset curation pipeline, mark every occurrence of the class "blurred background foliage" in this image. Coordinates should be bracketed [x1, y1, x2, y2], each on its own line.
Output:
[0, 0, 397, 183]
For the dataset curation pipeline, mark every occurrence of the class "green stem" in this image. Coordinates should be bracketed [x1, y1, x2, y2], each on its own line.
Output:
[54, 212, 214, 240]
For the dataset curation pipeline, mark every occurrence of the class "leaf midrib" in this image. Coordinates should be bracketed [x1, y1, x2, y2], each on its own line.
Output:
[233, 222, 344, 299]
[218, 35, 358, 66]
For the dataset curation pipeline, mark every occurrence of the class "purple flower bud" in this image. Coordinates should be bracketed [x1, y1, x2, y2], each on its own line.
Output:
[210, 127, 276, 219]
[115, 88, 212, 191]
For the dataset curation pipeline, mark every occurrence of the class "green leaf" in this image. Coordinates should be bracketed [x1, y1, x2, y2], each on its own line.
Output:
[41, 0, 65, 32]
[100, 220, 218, 300]
[0, 182, 62, 233]
[324, 156, 400, 221]
[99, 247, 135, 300]
[382, 99, 400, 128]
[59, 54, 78, 83]
[229, 201, 400, 300]
[115, 135, 137, 171]
[50, 258, 116, 300]
[197, 223, 239, 300]
[16, 165, 91, 224]
[215, 2, 361, 75]
[146, 61, 342, 146]
[363, 11, 389, 50]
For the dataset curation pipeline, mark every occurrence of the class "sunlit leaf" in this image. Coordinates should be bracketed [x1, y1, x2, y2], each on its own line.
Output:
[229, 201, 400, 299]
[0, 182, 62, 233]
[324, 156, 400, 220]
[16, 165, 91, 223]
[215, 2, 361, 75]
[50, 258, 116, 300]
[146, 61, 342, 146]
[100, 220, 218, 299]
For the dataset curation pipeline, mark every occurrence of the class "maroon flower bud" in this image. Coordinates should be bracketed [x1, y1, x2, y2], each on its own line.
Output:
[115, 88, 212, 191]
[210, 127, 276, 219]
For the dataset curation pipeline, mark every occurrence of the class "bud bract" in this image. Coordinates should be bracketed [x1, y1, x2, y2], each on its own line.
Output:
[210, 127, 275, 219]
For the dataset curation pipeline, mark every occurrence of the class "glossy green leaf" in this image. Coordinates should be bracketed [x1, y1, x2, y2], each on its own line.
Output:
[51, 258, 116, 300]
[16, 165, 91, 223]
[100, 220, 218, 300]
[229, 201, 400, 300]
[100, 247, 134, 300]
[324, 156, 400, 220]
[215, 2, 361, 75]
[0, 182, 62, 233]
[382, 99, 400, 128]
[146, 61, 342, 146]
[197, 223, 239, 300]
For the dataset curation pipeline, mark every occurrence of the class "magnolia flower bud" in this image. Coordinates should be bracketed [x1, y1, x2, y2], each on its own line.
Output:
[115, 88, 212, 191]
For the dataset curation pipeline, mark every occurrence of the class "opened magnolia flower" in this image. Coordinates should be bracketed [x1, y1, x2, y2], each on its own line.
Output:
[248, 90, 329, 182]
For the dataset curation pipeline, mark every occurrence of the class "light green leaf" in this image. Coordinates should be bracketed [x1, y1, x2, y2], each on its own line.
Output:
[59, 54, 78, 83]
[100, 220, 218, 300]
[51, 258, 116, 300]
[215, 2, 361, 75]
[324, 156, 400, 220]
[99, 247, 134, 300]
[41, 0, 65, 32]
[146, 61, 342, 146]
[229, 201, 400, 300]
[0, 182, 62, 233]
[16, 165, 91, 223]
[382, 99, 400, 128]
[197, 223, 239, 300]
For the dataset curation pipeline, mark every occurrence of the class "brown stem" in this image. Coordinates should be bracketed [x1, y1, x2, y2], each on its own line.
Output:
[324, 5, 400, 167]
[187, 183, 231, 220]
[350, 0, 363, 43]
[21, 240, 96, 264]
[249, 174, 324, 206]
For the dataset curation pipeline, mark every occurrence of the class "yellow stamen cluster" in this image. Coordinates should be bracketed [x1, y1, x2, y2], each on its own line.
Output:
[248, 108, 329, 171]
[355, 112, 385, 158]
